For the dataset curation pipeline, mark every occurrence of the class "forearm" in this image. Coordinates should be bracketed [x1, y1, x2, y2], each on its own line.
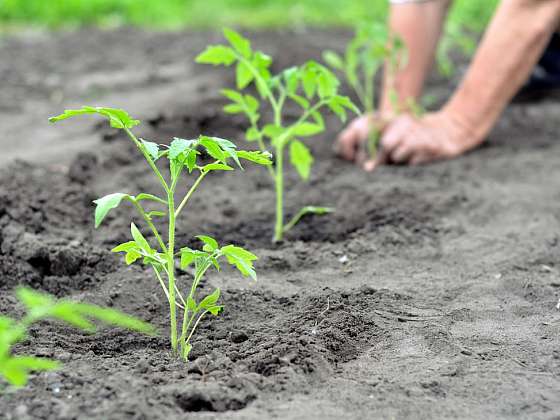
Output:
[444, 0, 560, 145]
[380, 0, 451, 114]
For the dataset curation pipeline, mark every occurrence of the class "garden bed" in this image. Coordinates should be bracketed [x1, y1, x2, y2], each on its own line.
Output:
[1, 28, 559, 419]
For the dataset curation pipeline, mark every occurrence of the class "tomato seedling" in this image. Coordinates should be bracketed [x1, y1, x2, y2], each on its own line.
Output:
[1, 287, 154, 388]
[323, 23, 408, 159]
[196, 29, 358, 242]
[49, 106, 272, 360]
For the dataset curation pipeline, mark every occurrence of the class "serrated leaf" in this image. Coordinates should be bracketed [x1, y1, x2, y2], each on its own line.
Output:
[169, 138, 196, 160]
[198, 137, 227, 162]
[290, 140, 314, 180]
[236, 61, 254, 89]
[197, 235, 219, 252]
[237, 150, 273, 166]
[180, 248, 197, 269]
[302, 69, 317, 98]
[223, 28, 252, 58]
[221, 245, 258, 281]
[49, 106, 140, 129]
[93, 193, 130, 228]
[195, 45, 236, 66]
[140, 140, 159, 160]
[198, 288, 221, 311]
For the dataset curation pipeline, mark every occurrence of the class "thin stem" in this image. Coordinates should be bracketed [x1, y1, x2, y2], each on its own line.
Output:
[236, 54, 279, 111]
[129, 199, 168, 253]
[154, 268, 184, 310]
[175, 170, 208, 218]
[123, 128, 169, 194]
[185, 310, 210, 347]
[167, 187, 178, 354]
[273, 142, 284, 242]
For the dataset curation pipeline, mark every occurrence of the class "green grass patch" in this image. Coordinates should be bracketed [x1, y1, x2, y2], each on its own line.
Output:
[0, 0, 498, 32]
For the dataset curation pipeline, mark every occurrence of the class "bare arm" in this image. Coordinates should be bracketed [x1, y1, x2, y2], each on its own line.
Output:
[444, 0, 560, 145]
[380, 0, 451, 114]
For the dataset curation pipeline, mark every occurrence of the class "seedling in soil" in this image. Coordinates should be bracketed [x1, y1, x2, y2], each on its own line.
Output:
[0, 287, 154, 388]
[323, 23, 408, 159]
[49, 106, 272, 360]
[196, 29, 359, 242]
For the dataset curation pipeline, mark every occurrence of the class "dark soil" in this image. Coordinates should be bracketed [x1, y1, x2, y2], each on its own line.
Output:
[1, 28, 560, 420]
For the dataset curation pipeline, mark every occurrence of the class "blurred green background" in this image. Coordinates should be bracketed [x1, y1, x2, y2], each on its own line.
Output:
[0, 0, 498, 32]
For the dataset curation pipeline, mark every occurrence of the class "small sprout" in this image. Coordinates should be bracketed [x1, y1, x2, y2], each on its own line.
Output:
[322, 23, 410, 159]
[197, 29, 358, 242]
[0, 287, 154, 388]
[49, 106, 272, 361]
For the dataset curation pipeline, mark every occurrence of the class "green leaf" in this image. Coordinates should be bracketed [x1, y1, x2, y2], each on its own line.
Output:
[197, 235, 219, 252]
[16, 288, 53, 313]
[187, 297, 197, 312]
[125, 250, 142, 265]
[93, 193, 130, 228]
[1, 356, 60, 386]
[180, 248, 199, 269]
[111, 241, 139, 253]
[322, 50, 344, 70]
[198, 288, 221, 311]
[140, 140, 159, 160]
[302, 68, 317, 98]
[289, 94, 310, 110]
[201, 163, 234, 172]
[262, 124, 285, 139]
[236, 61, 254, 89]
[246, 127, 260, 142]
[283, 67, 300, 94]
[221, 245, 258, 281]
[49, 106, 140, 129]
[195, 45, 236, 66]
[147, 211, 166, 218]
[131, 223, 152, 254]
[223, 28, 252, 58]
[169, 138, 196, 160]
[72, 303, 156, 335]
[50, 302, 96, 331]
[237, 150, 273, 166]
[290, 140, 314, 180]
[199, 137, 227, 162]
[135, 193, 167, 205]
[221, 89, 244, 103]
[224, 104, 244, 114]
[207, 306, 223, 316]
[292, 123, 323, 137]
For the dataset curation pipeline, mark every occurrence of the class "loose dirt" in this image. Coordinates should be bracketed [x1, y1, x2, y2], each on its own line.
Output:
[1, 28, 559, 419]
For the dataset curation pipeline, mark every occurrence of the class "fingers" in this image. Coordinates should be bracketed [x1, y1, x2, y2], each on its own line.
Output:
[336, 125, 360, 161]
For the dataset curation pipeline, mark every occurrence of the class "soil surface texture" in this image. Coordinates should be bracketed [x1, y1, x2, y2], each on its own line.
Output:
[1, 28, 560, 420]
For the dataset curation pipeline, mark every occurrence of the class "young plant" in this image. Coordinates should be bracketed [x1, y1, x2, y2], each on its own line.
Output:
[1, 287, 154, 388]
[322, 23, 407, 159]
[196, 29, 358, 242]
[49, 106, 271, 361]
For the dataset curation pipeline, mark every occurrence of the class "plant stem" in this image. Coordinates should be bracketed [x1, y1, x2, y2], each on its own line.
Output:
[273, 140, 284, 242]
[175, 170, 208, 218]
[129, 199, 167, 253]
[167, 188, 178, 354]
[123, 128, 169, 194]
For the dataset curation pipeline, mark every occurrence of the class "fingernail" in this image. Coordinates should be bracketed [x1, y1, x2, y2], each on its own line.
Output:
[364, 161, 376, 172]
